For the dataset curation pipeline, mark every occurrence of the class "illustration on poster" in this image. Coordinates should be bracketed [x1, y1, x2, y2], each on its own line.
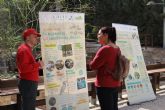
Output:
[65, 59, 74, 69]
[46, 61, 55, 72]
[55, 60, 64, 70]
[134, 72, 140, 79]
[60, 81, 67, 95]
[132, 32, 138, 39]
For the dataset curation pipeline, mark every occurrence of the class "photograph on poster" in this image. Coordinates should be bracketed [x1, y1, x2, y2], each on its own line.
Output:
[65, 59, 74, 69]
[46, 61, 55, 72]
[55, 60, 64, 70]
[49, 97, 56, 106]
[77, 77, 86, 89]
[50, 107, 57, 110]
[62, 44, 72, 57]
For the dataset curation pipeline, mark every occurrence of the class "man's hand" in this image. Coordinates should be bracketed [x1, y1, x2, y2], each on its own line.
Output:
[38, 60, 44, 68]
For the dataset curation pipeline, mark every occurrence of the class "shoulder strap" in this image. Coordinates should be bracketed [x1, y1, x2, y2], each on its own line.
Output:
[117, 48, 121, 55]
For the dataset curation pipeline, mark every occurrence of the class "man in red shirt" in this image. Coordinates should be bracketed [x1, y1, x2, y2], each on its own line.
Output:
[16, 28, 44, 110]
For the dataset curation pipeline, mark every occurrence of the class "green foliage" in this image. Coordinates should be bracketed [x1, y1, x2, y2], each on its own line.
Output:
[0, 0, 164, 77]
[0, 3, 22, 59]
[0, 0, 164, 57]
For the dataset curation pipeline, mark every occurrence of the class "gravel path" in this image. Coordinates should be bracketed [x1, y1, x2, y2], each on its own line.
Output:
[119, 94, 165, 110]
[118, 82, 165, 110]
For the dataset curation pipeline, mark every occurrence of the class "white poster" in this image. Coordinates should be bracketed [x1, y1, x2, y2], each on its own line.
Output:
[112, 23, 156, 105]
[39, 12, 89, 110]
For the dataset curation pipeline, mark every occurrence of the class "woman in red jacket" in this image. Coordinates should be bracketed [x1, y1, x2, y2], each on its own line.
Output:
[89, 27, 121, 110]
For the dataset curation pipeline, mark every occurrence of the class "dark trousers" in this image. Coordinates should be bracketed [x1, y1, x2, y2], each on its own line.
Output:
[18, 79, 38, 110]
[96, 87, 119, 110]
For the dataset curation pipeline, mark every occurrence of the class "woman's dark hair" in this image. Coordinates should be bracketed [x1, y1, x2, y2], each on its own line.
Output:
[100, 27, 116, 43]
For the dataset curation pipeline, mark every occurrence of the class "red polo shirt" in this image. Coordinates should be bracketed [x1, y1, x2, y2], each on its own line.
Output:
[16, 43, 40, 81]
[90, 45, 121, 87]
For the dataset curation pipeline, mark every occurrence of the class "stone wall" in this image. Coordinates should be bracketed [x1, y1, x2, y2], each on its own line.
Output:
[142, 47, 165, 65]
